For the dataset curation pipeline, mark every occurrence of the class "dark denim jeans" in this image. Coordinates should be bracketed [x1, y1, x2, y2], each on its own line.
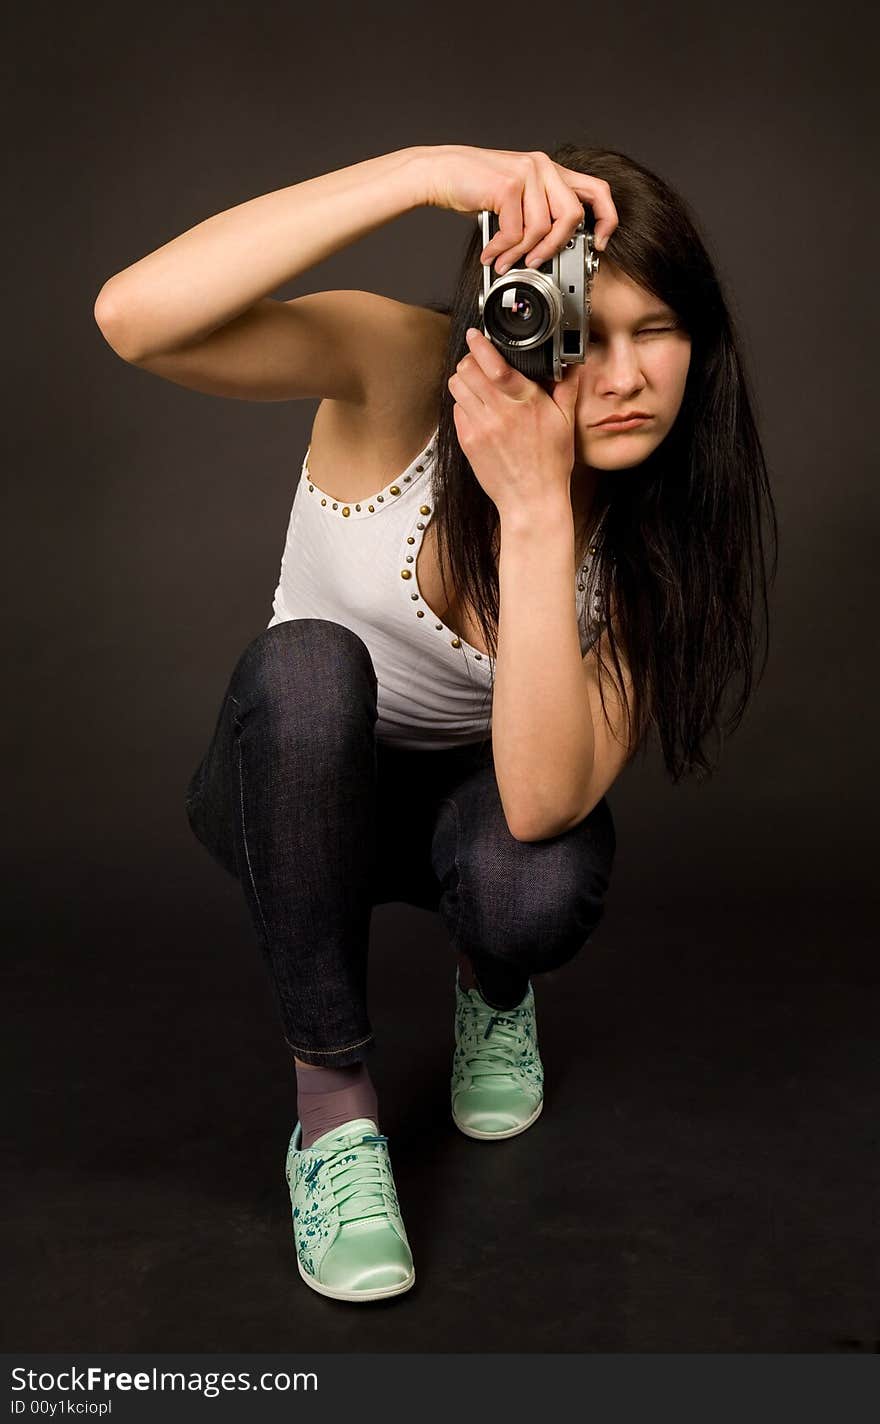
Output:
[184, 619, 616, 1066]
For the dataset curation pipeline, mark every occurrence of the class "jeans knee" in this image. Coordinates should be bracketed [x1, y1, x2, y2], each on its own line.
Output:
[531, 891, 608, 972]
[229, 619, 378, 736]
[484, 881, 607, 972]
[461, 835, 612, 974]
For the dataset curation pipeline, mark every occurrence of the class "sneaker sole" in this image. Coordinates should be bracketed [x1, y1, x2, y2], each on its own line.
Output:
[297, 1260, 416, 1303]
[452, 1096, 543, 1140]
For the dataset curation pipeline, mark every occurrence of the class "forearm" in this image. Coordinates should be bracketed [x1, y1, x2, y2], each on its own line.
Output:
[94, 146, 428, 361]
[492, 500, 595, 841]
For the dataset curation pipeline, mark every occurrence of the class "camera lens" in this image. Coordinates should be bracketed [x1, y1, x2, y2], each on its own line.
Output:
[484, 281, 551, 345]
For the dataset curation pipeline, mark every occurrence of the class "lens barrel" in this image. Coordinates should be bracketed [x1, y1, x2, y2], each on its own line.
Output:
[482, 269, 563, 352]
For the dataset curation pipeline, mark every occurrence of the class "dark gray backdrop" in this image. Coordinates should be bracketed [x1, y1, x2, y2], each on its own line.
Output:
[5, 0, 878, 1355]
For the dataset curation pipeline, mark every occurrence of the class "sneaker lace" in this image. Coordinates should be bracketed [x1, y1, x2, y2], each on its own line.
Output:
[304, 1132, 399, 1226]
[461, 1009, 525, 1084]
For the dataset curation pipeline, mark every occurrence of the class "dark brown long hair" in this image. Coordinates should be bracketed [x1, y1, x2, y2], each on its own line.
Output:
[425, 142, 779, 784]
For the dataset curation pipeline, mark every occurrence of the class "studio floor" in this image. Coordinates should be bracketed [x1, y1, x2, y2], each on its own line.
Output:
[5, 858, 878, 1354]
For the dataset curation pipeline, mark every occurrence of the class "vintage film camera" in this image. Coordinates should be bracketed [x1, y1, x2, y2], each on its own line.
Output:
[477, 208, 600, 383]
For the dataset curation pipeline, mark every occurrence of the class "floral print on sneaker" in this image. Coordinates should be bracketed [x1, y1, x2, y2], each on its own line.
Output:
[450, 971, 544, 1139]
[285, 1117, 414, 1300]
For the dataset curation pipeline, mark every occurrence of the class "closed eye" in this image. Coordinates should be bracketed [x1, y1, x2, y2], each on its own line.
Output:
[588, 326, 677, 344]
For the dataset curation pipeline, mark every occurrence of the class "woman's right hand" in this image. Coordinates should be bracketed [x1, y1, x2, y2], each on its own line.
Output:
[417, 143, 618, 274]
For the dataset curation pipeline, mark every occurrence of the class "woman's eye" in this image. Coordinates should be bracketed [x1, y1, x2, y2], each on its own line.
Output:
[588, 326, 676, 345]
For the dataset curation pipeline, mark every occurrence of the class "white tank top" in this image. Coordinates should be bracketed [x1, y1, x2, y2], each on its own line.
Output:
[266, 423, 605, 749]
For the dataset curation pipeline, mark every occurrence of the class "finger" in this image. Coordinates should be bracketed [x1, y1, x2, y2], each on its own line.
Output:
[448, 369, 487, 419]
[453, 350, 501, 408]
[464, 327, 526, 394]
[551, 359, 582, 418]
[494, 160, 552, 274]
[552, 167, 618, 250]
[451, 400, 472, 433]
[480, 172, 526, 269]
[521, 178, 588, 269]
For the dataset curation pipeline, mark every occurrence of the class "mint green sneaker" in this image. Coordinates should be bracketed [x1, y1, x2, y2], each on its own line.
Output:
[284, 1116, 415, 1302]
[450, 969, 544, 1139]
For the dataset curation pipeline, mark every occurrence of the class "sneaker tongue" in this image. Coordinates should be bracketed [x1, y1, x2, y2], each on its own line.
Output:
[310, 1117, 379, 1150]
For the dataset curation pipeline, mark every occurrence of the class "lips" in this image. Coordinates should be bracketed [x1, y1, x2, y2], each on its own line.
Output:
[594, 412, 652, 426]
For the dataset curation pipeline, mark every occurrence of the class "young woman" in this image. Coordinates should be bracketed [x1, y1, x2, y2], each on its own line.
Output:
[94, 143, 777, 1305]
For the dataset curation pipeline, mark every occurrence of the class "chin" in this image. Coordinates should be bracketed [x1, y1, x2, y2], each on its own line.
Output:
[577, 438, 660, 472]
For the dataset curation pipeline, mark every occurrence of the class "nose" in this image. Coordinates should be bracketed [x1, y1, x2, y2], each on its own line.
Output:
[591, 338, 645, 399]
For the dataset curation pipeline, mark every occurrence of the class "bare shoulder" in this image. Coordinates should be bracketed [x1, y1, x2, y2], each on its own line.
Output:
[306, 301, 450, 501]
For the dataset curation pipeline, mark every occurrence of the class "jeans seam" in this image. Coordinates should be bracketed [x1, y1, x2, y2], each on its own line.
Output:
[232, 700, 271, 946]
[440, 796, 464, 956]
[284, 1032, 374, 1055]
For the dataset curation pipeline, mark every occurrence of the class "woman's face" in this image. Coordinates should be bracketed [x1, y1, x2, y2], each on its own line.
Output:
[571, 260, 691, 478]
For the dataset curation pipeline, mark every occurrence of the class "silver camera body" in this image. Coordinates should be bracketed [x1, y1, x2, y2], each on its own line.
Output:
[476, 209, 599, 383]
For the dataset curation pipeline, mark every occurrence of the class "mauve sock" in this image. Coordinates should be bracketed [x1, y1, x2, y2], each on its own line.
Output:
[295, 1062, 379, 1149]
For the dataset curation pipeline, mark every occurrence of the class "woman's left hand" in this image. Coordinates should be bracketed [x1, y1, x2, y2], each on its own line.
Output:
[447, 326, 582, 517]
